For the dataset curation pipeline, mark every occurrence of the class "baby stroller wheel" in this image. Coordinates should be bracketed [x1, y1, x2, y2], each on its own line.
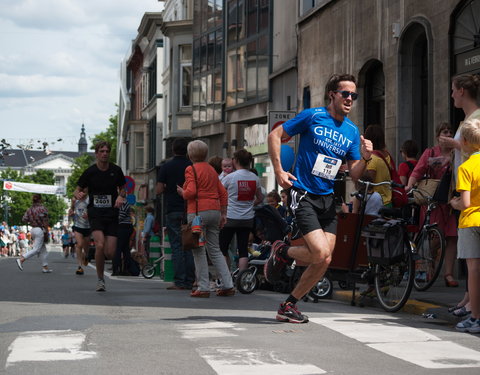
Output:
[236, 268, 258, 294]
[309, 277, 333, 299]
[141, 264, 156, 279]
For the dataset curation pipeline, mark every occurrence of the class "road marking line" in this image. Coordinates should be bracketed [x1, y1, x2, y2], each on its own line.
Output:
[176, 321, 245, 339]
[198, 347, 326, 375]
[310, 314, 480, 369]
[368, 341, 480, 369]
[7, 330, 96, 366]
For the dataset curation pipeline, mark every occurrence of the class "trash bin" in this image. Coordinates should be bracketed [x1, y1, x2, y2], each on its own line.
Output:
[162, 230, 174, 282]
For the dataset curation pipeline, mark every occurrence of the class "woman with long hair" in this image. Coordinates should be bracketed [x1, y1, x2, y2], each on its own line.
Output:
[406, 122, 458, 287]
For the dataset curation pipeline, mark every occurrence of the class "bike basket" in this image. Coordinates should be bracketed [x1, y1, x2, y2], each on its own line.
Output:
[361, 219, 404, 265]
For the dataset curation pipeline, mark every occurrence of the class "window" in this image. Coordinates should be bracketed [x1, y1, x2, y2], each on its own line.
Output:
[179, 45, 192, 108]
[55, 176, 64, 186]
[301, 0, 316, 15]
[134, 132, 144, 170]
[148, 59, 157, 102]
[303, 86, 311, 109]
[225, 0, 269, 107]
[192, 0, 224, 126]
[148, 117, 156, 169]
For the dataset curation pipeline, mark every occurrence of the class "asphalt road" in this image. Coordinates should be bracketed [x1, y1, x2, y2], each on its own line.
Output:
[1, 245, 480, 375]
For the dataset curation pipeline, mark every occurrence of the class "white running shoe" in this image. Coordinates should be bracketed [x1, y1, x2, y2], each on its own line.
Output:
[16, 259, 23, 271]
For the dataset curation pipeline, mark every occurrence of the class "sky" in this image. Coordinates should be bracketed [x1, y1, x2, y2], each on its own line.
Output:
[0, 0, 162, 152]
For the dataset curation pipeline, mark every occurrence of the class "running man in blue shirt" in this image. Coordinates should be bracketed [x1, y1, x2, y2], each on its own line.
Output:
[266, 74, 373, 323]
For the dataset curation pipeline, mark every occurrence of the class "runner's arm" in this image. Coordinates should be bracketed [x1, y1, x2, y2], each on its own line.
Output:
[348, 135, 373, 181]
[73, 186, 87, 200]
[115, 185, 127, 208]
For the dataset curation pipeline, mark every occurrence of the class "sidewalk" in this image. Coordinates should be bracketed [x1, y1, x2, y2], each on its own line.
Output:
[333, 276, 467, 324]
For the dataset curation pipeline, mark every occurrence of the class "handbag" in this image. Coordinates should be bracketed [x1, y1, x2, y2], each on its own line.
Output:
[181, 165, 201, 251]
[413, 148, 440, 205]
[414, 179, 439, 205]
[181, 222, 199, 251]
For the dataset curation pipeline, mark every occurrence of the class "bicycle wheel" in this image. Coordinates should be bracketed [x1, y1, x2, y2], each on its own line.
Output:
[236, 268, 258, 294]
[141, 264, 156, 279]
[374, 246, 414, 312]
[309, 277, 333, 299]
[413, 226, 445, 291]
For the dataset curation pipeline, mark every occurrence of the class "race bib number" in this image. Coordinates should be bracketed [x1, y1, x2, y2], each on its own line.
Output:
[311, 154, 341, 180]
[93, 195, 112, 208]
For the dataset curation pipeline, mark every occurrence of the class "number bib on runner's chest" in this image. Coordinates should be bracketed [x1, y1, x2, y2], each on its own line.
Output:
[311, 153, 341, 180]
[93, 195, 112, 208]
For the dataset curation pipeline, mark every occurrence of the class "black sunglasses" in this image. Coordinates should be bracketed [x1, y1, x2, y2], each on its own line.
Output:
[334, 90, 358, 100]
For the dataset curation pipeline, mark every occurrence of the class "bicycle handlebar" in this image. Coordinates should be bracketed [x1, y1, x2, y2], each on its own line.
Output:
[350, 179, 404, 197]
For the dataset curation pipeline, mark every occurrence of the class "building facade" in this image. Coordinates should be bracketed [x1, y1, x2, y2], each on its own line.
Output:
[118, 12, 165, 204]
[120, 0, 480, 199]
[296, 0, 480, 159]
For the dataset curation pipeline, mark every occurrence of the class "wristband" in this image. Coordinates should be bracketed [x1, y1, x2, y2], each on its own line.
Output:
[362, 157, 372, 163]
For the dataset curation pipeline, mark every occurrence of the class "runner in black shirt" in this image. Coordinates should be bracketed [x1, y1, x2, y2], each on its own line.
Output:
[74, 141, 126, 291]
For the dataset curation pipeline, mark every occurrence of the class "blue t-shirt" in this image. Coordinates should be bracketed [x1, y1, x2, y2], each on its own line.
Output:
[283, 107, 361, 195]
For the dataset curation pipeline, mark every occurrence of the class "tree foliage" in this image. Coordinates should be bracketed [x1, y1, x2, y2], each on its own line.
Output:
[0, 107, 119, 228]
[90, 109, 118, 163]
[0, 168, 68, 227]
[66, 153, 94, 198]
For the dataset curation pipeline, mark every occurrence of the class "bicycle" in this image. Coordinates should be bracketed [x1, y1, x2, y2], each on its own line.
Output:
[408, 187, 446, 291]
[355, 179, 415, 312]
[141, 254, 165, 279]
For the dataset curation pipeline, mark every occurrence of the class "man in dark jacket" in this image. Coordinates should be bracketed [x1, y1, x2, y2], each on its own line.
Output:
[157, 138, 195, 290]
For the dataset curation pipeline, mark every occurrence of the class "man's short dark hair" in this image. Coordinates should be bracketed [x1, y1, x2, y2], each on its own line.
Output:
[325, 73, 357, 102]
[94, 141, 111, 153]
[172, 138, 189, 156]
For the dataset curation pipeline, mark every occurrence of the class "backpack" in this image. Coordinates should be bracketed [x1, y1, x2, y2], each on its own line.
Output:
[372, 150, 408, 208]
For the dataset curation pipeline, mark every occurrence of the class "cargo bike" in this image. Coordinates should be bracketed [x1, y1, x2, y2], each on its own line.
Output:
[318, 179, 418, 312]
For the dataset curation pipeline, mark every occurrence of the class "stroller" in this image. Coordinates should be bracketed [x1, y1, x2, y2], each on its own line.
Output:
[235, 204, 333, 301]
[235, 204, 291, 294]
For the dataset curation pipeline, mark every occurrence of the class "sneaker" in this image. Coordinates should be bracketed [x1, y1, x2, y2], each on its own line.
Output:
[96, 279, 106, 292]
[76, 267, 84, 275]
[190, 290, 210, 298]
[276, 302, 309, 323]
[16, 259, 23, 271]
[456, 317, 480, 333]
[42, 267, 52, 273]
[216, 288, 235, 297]
[453, 306, 472, 317]
[264, 240, 290, 283]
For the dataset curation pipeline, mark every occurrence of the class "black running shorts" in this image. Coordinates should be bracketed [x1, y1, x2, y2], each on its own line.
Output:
[289, 188, 337, 236]
[89, 216, 119, 237]
[72, 226, 91, 237]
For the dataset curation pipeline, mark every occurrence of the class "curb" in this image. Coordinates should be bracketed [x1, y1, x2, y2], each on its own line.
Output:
[332, 290, 460, 324]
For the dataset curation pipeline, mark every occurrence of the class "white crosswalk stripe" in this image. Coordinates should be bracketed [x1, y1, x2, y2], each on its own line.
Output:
[176, 321, 245, 339]
[6, 330, 96, 367]
[198, 347, 326, 375]
[177, 321, 326, 374]
[310, 314, 480, 369]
